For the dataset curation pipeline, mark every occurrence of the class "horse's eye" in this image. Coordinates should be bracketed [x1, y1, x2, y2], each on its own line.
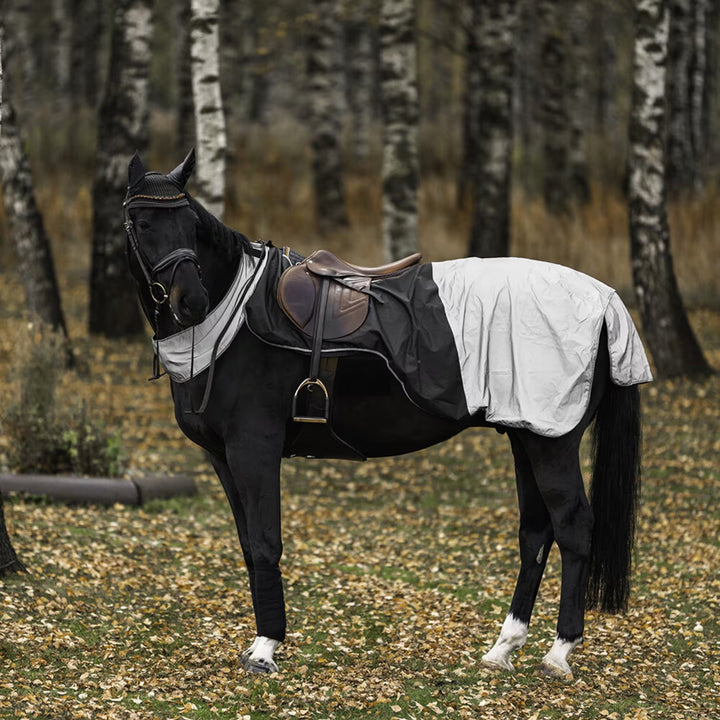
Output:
[137, 219, 151, 231]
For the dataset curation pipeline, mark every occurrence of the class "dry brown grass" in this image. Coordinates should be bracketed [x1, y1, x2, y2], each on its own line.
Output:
[2, 119, 718, 309]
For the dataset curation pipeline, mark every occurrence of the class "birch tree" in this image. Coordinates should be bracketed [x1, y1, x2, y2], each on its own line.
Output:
[177, 0, 195, 153]
[71, 0, 104, 108]
[0, 18, 26, 578]
[690, 0, 707, 169]
[190, 0, 227, 218]
[628, 0, 711, 377]
[344, 0, 374, 168]
[306, 0, 349, 234]
[380, 0, 419, 260]
[52, 0, 72, 112]
[567, 0, 590, 205]
[538, 0, 570, 214]
[0, 16, 71, 362]
[89, 0, 153, 337]
[468, 0, 516, 258]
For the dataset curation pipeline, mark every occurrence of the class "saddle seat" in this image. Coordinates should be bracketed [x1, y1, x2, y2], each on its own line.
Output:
[277, 249, 422, 339]
[304, 249, 423, 279]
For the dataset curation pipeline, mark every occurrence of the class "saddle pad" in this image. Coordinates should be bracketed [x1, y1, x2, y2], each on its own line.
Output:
[246, 250, 653, 437]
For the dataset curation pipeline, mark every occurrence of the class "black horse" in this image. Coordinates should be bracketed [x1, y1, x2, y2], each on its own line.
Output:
[124, 150, 649, 679]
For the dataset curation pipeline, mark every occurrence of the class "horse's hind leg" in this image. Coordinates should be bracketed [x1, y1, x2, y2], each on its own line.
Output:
[482, 432, 554, 672]
[520, 430, 592, 680]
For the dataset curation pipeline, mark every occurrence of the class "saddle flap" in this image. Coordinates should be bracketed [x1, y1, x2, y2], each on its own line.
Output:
[277, 265, 317, 330]
[277, 264, 371, 339]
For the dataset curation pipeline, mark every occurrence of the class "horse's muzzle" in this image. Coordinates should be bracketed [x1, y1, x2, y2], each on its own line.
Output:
[170, 284, 209, 328]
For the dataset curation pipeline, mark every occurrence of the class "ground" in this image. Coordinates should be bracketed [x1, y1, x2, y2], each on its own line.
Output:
[0, 283, 718, 718]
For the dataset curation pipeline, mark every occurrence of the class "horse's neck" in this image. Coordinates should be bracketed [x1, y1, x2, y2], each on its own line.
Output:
[197, 214, 243, 311]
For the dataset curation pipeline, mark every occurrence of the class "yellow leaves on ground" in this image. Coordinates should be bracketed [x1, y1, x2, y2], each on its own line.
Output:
[0, 275, 719, 719]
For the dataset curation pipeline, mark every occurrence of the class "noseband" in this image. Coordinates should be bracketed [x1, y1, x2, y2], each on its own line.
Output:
[123, 192, 201, 311]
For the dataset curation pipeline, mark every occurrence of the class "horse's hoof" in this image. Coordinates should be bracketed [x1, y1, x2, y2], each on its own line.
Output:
[240, 655, 279, 674]
[480, 654, 514, 673]
[538, 660, 573, 682]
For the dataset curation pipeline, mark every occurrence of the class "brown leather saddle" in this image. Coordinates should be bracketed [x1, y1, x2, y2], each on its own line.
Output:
[277, 248, 422, 432]
[277, 249, 422, 338]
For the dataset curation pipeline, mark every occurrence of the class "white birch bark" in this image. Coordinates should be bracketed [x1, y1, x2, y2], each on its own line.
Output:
[468, 0, 516, 258]
[190, 0, 227, 218]
[380, 0, 419, 260]
[0, 21, 71, 359]
[628, 0, 710, 377]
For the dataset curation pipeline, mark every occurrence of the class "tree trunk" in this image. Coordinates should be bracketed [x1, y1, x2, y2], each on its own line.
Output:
[190, 0, 226, 218]
[6, 0, 36, 111]
[514, 0, 541, 196]
[89, 0, 152, 337]
[468, 0, 516, 258]
[71, 0, 105, 108]
[0, 24, 72, 363]
[539, 0, 570, 215]
[0, 494, 26, 578]
[306, 0, 349, 235]
[690, 0, 708, 184]
[628, 0, 711, 378]
[667, 0, 697, 193]
[567, 0, 591, 205]
[380, 0, 419, 260]
[458, 1, 480, 208]
[344, 0, 374, 169]
[594, 1, 624, 169]
[52, 0, 72, 112]
[177, 0, 195, 154]
[703, 0, 719, 166]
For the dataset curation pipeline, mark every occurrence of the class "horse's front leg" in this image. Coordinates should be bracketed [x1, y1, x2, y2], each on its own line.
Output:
[223, 424, 286, 674]
[207, 453, 279, 673]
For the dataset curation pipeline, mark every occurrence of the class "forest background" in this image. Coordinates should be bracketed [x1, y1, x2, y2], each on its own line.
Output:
[0, 2, 718, 718]
[1, 0, 719, 313]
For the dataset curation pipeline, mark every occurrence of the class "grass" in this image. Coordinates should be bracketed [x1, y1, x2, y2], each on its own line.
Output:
[0, 321, 717, 719]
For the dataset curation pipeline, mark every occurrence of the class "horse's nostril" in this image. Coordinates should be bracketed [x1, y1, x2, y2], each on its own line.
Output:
[179, 292, 208, 319]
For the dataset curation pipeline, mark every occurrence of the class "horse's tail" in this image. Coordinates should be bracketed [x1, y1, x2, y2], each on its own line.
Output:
[586, 378, 642, 613]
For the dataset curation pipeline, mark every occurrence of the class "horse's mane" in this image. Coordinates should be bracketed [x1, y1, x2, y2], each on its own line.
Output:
[188, 194, 255, 262]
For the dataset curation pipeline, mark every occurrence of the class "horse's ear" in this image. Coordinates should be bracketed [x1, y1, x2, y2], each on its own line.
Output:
[167, 148, 196, 189]
[128, 150, 146, 189]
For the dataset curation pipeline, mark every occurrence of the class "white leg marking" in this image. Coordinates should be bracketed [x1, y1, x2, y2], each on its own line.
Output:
[481, 615, 529, 672]
[240, 635, 280, 673]
[540, 635, 582, 679]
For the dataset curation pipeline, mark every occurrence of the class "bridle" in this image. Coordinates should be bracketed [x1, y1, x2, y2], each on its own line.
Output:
[123, 191, 201, 310]
[123, 189, 203, 379]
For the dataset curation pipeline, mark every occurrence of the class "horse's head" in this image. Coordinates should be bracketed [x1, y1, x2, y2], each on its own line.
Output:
[124, 149, 209, 333]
